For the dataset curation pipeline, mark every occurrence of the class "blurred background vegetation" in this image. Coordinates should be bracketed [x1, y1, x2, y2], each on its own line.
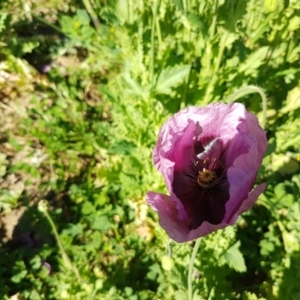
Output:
[0, 0, 299, 299]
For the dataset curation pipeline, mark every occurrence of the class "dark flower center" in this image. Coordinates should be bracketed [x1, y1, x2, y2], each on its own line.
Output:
[173, 137, 230, 229]
[197, 168, 217, 188]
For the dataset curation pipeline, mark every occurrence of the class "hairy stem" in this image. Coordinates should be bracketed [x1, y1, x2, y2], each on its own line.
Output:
[207, 0, 219, 76]
[128, 0, 132, 24]
[228, 85, 267, 129]
[150, 0, 160, 85]
[202, 30, 228, 104]
[188, 238, 201, 300]
[155, 15, 162, 52]
[82, 0, 101, 32]
[38, 200, 83, 282]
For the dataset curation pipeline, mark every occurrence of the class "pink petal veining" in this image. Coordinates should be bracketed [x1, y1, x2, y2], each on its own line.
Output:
[147, 103, 267, 243]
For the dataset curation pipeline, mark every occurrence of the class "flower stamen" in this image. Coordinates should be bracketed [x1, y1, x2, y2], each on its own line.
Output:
[197, 168, 217, 188]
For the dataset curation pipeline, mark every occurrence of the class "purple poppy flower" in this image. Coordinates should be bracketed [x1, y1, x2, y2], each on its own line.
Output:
[146, 103, 267, 243]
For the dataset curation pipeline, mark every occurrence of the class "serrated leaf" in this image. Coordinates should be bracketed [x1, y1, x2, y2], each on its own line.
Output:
[155, 65, 190, 94]
[187, 13, 204, 30]
[223, 241, 246, 272]
[62, 223, 85, 238]
[238, 46, 269, 75]
[281, 87, 300, 114]
[122, 73, 148, 98]
[108, 140, 136, 155]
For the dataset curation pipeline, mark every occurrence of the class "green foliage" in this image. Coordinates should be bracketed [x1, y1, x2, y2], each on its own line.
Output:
[222, 241, 247, 273]
[155, 65, 191, 95]
[0, 0, 300, 299]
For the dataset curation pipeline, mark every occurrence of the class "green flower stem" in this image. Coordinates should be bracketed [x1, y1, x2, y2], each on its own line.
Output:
[38, 200, 82, 282]
[228, 85, 267, 129]
[202, 32, 228, 104]
[188, 238, 201, 300]
[155, 16, 162, 53]
[207, 0, 219, 76]
[128, 0, 132, 24]
[167, 240, 172, 257]
[34, 16, 65, 34]
[184, 0, 190, 13]
[150, 0, 160, 85]
[82, 0, 101, 32]
[210, 0, 219, 40]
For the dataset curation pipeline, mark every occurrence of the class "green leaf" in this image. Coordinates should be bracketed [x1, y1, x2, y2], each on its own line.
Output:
[260, 240, 275, 256]
[122, 73, 148, 98]
[155, 65, 191, 94]
[170, 0, 183, 11]
[62, 224, 85, 238]
[187, 13, 204, 31]
[30, 255, 42, 270]
[11, 270, 27, 283]
[108, 140, 136, 155]
[161, 255, 174, 271]
[76, 9, 91, 25]
[116, 0, 129, 24]
[223, 241, 246, 272]
[264, 0, 278, 12]
[243, 291, 260, 300]
[91, 231, 102, 249]
[288, 16, 300, 32]
[82, 201, 96, 215]
[90, 215, 111, 232]
[238, 46, 269, 75]
[281, 87, 300, 114]
[282, 230, 299, 254]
